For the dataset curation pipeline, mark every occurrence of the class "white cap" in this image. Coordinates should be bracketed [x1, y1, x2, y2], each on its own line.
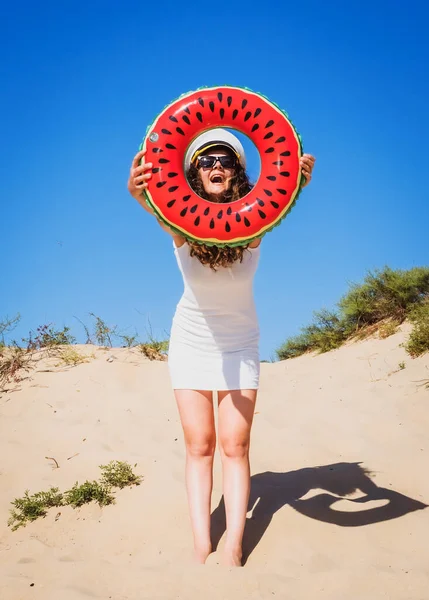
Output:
[184, 128, 246, 171]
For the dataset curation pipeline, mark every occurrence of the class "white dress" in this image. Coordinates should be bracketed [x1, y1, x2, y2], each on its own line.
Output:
[168, 242, 260, 391]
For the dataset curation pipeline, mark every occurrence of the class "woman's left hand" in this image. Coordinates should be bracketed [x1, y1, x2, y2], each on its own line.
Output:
[300, 153, 316, 187]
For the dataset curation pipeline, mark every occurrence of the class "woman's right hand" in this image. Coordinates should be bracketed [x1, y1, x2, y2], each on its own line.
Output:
[127, 149, 153, 206]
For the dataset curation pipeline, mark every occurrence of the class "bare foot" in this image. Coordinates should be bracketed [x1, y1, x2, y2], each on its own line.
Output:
[221, 547, 242, 567]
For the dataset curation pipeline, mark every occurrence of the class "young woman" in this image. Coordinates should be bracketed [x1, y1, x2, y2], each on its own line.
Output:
[128, 129, 315, 566]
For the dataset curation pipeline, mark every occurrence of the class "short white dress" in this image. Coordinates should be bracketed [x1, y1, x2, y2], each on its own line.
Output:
[168, 242, 260, 391]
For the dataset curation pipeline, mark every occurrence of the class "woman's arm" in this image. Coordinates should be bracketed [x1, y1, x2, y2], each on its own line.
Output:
[128, 149, 185, 246]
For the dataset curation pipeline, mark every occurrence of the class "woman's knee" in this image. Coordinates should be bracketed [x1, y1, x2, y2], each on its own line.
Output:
[185, 435, 216, 458]
[219, 437, 250, 459]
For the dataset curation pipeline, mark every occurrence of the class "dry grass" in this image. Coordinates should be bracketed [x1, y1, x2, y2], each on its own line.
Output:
[54, 348, 95, 367]
[0, 346, 33, 391]
[139, 343, 167, 361]
[378, 320, 400, 339]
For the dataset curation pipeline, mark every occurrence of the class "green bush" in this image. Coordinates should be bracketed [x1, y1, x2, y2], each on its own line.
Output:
[8, 488, 63, 531]
[23, 324, 76, 351]
[277, 266, 429, 360]
[277, 333, 314, 360]
[339, 266, 429, 327]
[63, 481, 114, 508]
[277, 309, 349, 360]
[118, 333, 140, 348]
[100, 460, 143, 489]
[406, 302, 429, 357]
[8, 462, 142, 530]
[89, 313, 117, 347]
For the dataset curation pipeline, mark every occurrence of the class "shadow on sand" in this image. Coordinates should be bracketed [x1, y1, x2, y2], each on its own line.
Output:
[210, 462, 427, 565]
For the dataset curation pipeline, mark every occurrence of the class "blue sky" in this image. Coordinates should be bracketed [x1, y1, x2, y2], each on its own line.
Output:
[1, 1, 428, 360]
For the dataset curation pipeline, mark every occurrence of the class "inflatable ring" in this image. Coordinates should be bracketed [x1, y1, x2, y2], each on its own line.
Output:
[140, 86, 303, 247]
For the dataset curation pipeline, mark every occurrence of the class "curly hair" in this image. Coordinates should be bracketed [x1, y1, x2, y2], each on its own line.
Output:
[186, 160, 253, 270]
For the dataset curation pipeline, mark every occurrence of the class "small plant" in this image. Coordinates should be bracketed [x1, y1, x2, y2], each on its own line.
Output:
[138, 319, 169, 360]
[8, 462, 142, 530]
[0, 314, 21, 347]
[100, 461, 143, 489]
[118, 333, 140, 348]
[63, 480, 114, 508]
[399, 361, 406, 370]
[277, 267, 429, 360]
[55, 348, 93, 366]
[277, 309, 349, 360]
[74, 315, 93, 344]
[0, 346, 33, 390]
[139, 340, 169, 361]
[379, 320, 400, 339]
[406, 302, 429, 357]
[8, 488, 63, 531]
[89, 313, 117, 347]
[23, 324, 75, 351]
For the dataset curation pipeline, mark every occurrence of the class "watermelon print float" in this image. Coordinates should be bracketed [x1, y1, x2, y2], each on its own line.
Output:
[140, 86, 304, 247]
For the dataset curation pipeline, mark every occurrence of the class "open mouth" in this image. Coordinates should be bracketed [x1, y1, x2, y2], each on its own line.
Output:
[210, 175, 224, 184]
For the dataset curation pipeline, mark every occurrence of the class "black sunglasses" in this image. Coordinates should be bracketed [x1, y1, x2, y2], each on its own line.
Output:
[196, 155, 237, 169]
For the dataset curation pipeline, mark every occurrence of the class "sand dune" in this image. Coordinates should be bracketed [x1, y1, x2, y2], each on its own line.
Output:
[1, 324, 428, 599]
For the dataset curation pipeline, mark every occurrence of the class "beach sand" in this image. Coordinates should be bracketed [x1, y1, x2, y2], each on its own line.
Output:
[1, 324, 428, 599]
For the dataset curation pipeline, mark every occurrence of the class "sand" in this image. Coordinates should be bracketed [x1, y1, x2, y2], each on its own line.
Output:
[1, 324, 428, 599]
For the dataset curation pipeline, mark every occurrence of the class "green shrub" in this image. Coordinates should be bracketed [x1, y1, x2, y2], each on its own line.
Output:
[277, 309, 349, 360]
[277, 266, 429, 360]
[277, 333, 314, 360]
[8, 488, 63, 531]
[100, 461, 143, 489]
[23, 324, 76, 351]
[89, 313, 117, 347]
[63, 481, 114, 508]
[8, 462, 142, 530]
[339, 266, 429, 327]
[406, 302, 429, 357]
[118, 333, 140, 348]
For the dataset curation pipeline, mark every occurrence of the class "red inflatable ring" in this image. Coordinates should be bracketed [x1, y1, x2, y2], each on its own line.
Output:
[140, 86, 303, 247]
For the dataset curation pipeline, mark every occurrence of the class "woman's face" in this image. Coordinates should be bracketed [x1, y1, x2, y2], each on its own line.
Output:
[197, 147, 236, 202]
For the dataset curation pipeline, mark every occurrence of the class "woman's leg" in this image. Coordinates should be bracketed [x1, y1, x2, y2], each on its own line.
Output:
[175, 389, 216, 564]
[217, 389, 258, 566]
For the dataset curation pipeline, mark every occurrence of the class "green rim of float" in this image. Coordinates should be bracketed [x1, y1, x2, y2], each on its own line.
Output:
[139, 85, 304, 247]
